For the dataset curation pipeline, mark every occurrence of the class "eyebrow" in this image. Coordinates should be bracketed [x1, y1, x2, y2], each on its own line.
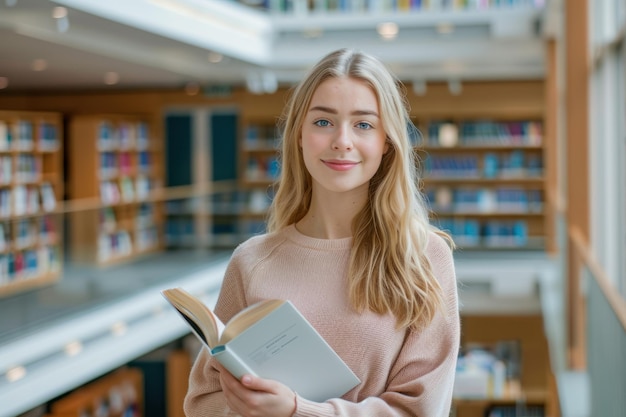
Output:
[308, 105, 379, 118]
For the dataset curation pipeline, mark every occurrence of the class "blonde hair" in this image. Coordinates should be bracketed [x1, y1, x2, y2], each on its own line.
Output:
[267, 48, 453, 329]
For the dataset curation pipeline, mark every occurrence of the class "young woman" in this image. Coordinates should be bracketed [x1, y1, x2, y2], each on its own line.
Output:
[184, 48, 460, 417]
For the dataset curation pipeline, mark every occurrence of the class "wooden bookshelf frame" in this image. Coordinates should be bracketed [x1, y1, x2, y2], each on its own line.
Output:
[0, 110, 64, 297]
[68, 114, 164, 267]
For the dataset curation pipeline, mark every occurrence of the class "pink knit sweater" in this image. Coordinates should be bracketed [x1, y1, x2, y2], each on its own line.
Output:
[184, 224, 460, 417]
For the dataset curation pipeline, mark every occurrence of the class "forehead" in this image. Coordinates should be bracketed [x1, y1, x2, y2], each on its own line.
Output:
[310, 76, 378, 108]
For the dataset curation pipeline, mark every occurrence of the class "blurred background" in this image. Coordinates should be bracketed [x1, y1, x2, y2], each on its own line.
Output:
[0, 1, 624, 416]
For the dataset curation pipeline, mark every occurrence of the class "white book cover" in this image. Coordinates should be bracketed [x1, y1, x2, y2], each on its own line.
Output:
[162, 289, 360, 402]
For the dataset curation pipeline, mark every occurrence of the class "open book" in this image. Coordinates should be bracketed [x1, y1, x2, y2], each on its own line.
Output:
[161, 287, 360, 402]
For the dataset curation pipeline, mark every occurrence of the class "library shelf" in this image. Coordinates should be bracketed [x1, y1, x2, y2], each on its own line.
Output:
[68, 114, 164, 267]
[0, 110, 63, 297]
[416, 117, 548, 251]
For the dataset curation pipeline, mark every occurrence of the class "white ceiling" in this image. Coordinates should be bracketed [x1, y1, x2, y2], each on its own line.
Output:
[0, 0, 552, 92]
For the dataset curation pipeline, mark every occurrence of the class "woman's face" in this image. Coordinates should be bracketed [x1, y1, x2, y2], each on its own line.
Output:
[300, 76, 388, 197]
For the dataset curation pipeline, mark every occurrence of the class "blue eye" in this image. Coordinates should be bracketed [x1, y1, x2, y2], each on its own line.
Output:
[314, 119, 330, 127]
[356, 122, 373, 130]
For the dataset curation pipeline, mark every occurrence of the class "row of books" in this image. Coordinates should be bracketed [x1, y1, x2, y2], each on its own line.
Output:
[426, 120, 543, 147]
[99, 151, 152, 180]
[0, 183, 56, 218]
[0, 216, 57, 252]
[0, 245, 61, 285]
[97, 222, 161, 262]
[99, 177, 151, 205]
[0, 120, 60, 152]
[245, 156, 280, 182]
[97, 121, 150, 151]
[433, 218, 531, 248]
[251, 0, 544, 14]
[425, 187, 543, 214]
[165, 218, 266, 248]
[423, 150, 543, 178]
[98, 230, 133, 262]
[244, 124, 280, 150]
[99, 204, 158, 233]
[486, 405, 545, 417]
[164, 190, 274, 216]
[135, 225, 159, 252]
[164, 218, 196, 246]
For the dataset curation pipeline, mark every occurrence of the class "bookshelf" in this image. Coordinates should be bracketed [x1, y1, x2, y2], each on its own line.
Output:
[241, 0, 545, 14]
[68, 114, 163, 266]
[236, 118, 278, 240]
[0, 110, 63, 297]
[236, 102, 549, 251]
[417, 118, 547, 250]
[44, 367, 143, 417]
[452, 314, 553, 417]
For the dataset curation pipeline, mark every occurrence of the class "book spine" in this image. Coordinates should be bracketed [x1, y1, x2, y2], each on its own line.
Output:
[212, 346, 258, 380]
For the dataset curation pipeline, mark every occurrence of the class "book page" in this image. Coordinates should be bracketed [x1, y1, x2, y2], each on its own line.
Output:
[220, 299, 284, 345]
[162, 288, 222, 348]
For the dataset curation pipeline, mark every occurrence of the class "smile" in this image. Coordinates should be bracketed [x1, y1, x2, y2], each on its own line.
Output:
[322, 159, 360, 171]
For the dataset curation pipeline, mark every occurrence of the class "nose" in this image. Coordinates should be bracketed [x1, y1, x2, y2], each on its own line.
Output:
[331, 125, 353, 151]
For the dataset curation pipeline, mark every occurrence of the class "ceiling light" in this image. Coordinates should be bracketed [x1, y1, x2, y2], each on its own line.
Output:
[377, 22, 399, 40]
[32, 59, 48, 71]
[0, 77, 8, 89]
[208, 52, 223, 63]
[64, 341, 83, 356]
[104, 72, 120, 85]
[111, 321, 127, 336]
[6, 366, 26, 382]
[437, 22, 455, 35]
[52, 6, 68, 19]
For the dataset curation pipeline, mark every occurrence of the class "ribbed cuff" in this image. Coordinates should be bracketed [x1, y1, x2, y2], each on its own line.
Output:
[292, 395, 335, 417]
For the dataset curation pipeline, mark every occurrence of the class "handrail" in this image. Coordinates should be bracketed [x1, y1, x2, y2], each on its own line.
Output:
[5, 180, 242, 219]
[568, 225, 626, 332]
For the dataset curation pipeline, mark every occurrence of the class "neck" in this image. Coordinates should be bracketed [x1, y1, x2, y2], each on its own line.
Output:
[296, 188, 367, 239]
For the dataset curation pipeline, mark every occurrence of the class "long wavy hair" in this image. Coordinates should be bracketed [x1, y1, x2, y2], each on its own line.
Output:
[266, 48, 453, 329]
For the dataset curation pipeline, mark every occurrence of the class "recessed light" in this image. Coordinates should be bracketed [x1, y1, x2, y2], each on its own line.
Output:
[0, 77, 8, 89]
[208, 52, 223, 63]
[111, 321, 127, 336]
[52, 6, 67, 19]
[32, 59, 48, 71]
[64, 341, 83, 356]
[104, 72, 120, 85]
[377, 22, 399, 40]
[6, 366, 26, 382]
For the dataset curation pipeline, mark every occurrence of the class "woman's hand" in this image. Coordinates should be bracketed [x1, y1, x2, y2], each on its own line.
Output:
[217, 363, 296, 417]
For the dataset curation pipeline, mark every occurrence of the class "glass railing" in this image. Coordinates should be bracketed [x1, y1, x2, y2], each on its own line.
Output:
[0, 182, 255, 343]
[546, 196, 626, 417]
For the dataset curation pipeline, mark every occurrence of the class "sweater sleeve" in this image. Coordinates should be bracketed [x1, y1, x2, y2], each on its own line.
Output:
[293, 234, 460, 417]
[183, 249, 249, 417]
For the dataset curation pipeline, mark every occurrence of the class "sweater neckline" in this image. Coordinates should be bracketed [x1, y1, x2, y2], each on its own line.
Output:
[285, 224, 353, 250]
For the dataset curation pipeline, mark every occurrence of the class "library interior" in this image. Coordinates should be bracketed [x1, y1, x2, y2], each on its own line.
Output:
[0, 1, 624, 417]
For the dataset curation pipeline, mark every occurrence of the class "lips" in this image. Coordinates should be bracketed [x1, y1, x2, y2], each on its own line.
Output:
[322, 159, 360, 171]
